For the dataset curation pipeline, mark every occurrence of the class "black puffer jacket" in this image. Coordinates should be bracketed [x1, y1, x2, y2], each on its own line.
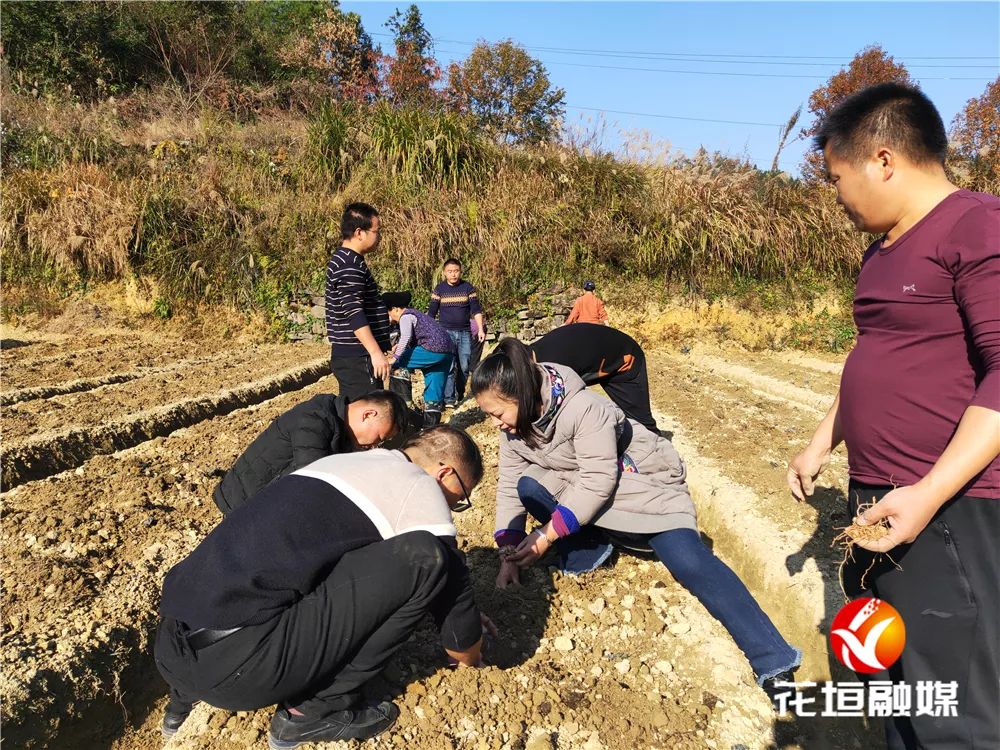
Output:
[213, 394, 352, 515]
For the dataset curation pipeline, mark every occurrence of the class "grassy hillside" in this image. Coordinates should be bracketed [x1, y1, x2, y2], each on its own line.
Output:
[3, 85, 868, 342]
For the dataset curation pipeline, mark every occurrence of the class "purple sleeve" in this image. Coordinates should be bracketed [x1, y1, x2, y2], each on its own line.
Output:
[945, 204, 1000, 412]
[551, 506, 580, 537]
[393, 314, 416, 359]
[494, 529, 527, 547]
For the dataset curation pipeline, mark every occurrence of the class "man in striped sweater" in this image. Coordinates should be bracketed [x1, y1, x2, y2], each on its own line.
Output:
[325, 203, 393, 400]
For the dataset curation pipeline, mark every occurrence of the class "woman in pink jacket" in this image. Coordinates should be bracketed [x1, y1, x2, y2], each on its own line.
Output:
[471, 338, 800, 702]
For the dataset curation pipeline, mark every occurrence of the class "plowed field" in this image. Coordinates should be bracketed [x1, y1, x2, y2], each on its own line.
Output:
[1, 322, 879, 750]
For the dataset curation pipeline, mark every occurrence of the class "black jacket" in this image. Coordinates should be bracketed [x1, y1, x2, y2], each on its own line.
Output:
[167, 473, 482, 650]
[213, 394, 352, 515]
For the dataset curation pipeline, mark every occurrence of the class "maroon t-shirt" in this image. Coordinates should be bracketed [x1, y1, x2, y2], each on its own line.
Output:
[840, 189, 1000, 497]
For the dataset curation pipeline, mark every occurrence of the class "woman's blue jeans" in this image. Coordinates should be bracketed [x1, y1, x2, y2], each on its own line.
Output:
[393, 347, 453, 407]
[517, 477, 801, 683]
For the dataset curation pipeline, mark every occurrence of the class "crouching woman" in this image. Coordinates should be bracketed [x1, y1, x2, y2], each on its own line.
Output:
[471, 338, 801, 699]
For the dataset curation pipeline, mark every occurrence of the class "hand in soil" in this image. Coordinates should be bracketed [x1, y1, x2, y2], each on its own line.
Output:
[509, 529, 551, 567]
[852, 484, 940, 552]
[496, 558, 521, 589]
[480, 613, 499, 638]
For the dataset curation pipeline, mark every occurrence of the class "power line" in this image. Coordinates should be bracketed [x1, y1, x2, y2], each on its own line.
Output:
[535, 59, 993, 82]
[371, 31, 999, 64]
[431, 42, 996, 69]
[566, 105, 782, 128]
[383, 35, 996, 81]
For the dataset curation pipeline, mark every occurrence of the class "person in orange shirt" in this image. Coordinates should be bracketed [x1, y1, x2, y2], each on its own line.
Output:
[564, 280, 609, 325]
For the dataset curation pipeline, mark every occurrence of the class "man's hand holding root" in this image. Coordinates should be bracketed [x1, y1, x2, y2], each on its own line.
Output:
[852, 484, 940, 553]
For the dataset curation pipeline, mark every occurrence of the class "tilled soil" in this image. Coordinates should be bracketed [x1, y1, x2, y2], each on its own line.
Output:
[1, 325, 876, 750]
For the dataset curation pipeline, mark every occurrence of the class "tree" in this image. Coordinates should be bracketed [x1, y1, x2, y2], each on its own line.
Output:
[800, 45, 913, 181]
[949, 76, 1000, 190]
[383, 4, 440, 107]
[0, 1, 334, 100]
[1, 1, 156, 97]
[278, 2, 380, 102]
[445, 40, 565, 145]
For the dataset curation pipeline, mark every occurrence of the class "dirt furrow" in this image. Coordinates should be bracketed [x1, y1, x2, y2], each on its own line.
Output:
[1, 376, 341, 748]
[774, 350, 845, 377]
[3, 344, 325, 444]
[1, 352, 238, 406]
[3, 372, 148, 406]
[2, 357, 330, 489]
[677, 350, 833, 416]
[679, 343, 844, 396]
[1, 333, 248, 391]
[1, 338, 116, 365]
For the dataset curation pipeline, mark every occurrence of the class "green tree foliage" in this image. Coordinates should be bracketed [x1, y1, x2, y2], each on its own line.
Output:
[383, 4, 441, 107]
[799, 45, 912, 182]
[1, 1, 349, 100]
[2, 1, 153, 97]
[445, 40, 565, 145]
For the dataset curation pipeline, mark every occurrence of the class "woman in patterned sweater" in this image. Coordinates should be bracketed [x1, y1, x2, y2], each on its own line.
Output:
[384, 292, 456, 427]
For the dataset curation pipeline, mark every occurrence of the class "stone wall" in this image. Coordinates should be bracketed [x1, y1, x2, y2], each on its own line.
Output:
[280, 282, 585, 344]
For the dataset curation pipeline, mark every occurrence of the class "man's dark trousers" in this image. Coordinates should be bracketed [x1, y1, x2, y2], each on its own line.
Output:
[845, 483, 999, 750]
[155, 532, 449, 716]
[331, 353, 379, 401]
[598, 351, 658, 434]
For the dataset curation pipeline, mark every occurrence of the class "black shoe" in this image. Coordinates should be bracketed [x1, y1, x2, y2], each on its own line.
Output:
[760, 669, 797, 711]
[422, 409, 442, 428]
[267, 702, 400, 749]
[161, 700, 195, 738]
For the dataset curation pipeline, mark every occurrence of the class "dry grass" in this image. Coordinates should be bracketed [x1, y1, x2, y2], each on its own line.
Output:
[4, 87, 872, 325]
[618, 291, 852, 352]
[19, 164, 141, 279]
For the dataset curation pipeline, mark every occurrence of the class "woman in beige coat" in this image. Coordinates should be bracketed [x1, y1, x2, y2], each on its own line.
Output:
[471, 339, 800, 700]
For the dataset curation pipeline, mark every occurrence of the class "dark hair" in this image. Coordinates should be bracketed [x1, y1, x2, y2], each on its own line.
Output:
[356, 390, 410, 438]
[340, 202, 379, 240]
[404, 424, 484, 488]
[469, 337, 544, 448]
[442, 257, 462, 270]
[381, 290, 412, 311]
[814, 83, 947, 167]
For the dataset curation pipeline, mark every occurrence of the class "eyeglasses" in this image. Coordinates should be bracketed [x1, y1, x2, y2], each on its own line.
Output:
[441, 462, 472, 512]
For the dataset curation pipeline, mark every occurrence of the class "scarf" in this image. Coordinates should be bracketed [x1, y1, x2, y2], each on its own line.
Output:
[533, 364, 567, 432]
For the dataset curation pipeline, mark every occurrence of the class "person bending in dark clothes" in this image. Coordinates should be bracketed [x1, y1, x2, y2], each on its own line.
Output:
[529, 323, 658, 433]
[212, 390, 408, 515]
[156, 426, 496, 749]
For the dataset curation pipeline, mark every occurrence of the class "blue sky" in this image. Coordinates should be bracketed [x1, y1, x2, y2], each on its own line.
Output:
[341, 1, 999, 174]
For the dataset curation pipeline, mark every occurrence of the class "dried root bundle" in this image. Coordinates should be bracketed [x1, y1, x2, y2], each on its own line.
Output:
[833, 500, 899, 598]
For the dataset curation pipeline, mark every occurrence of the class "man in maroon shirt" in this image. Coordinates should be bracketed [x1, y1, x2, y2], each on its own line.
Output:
[787, 83, 999, 749]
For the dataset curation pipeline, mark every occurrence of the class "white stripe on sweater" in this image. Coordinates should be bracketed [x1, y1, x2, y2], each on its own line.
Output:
[293, 468, 396, 539]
